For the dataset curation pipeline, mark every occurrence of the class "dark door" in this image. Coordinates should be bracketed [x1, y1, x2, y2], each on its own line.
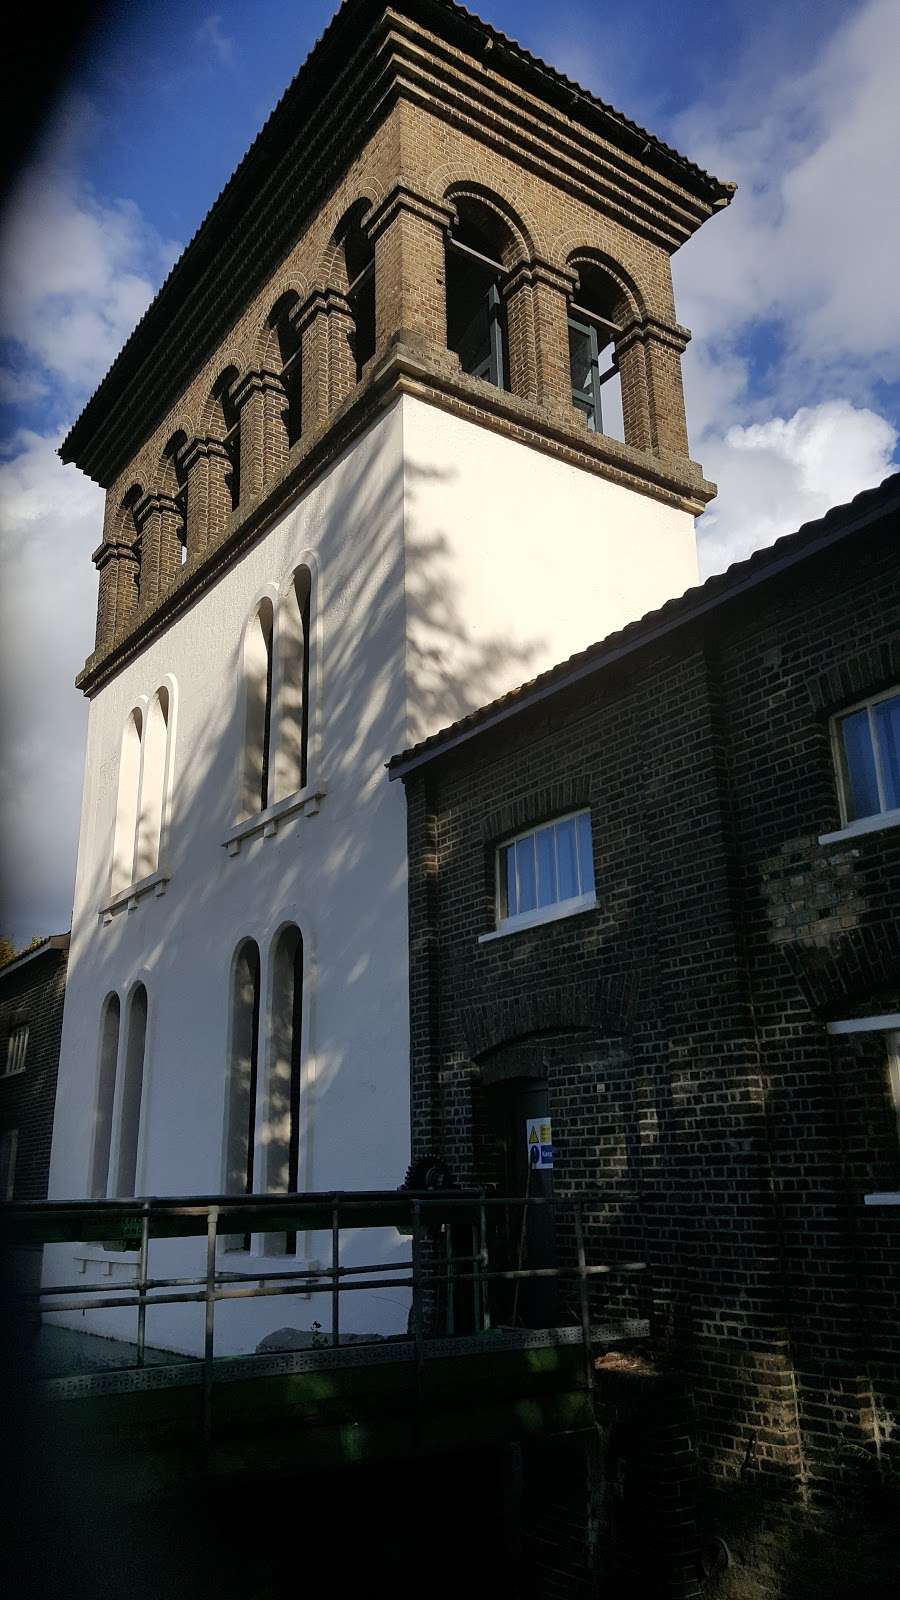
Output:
[488, 1078, 558, 1329]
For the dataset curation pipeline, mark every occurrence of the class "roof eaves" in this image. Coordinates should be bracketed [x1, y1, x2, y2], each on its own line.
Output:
[0, 933, 70, 979]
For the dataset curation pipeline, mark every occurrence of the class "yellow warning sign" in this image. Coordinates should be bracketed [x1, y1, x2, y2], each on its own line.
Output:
[525, 1117, 553, 1168]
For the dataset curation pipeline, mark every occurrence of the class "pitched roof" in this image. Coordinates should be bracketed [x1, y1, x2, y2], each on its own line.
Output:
[59, 0, 732, 485]
[0, 933, 70, 980]
[388, 471, 900, 779]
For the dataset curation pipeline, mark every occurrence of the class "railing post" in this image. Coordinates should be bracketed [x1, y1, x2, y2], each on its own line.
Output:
[444, 1222, 454, 1336]
[573, 1197, 594, 1399]
[471, 1220, 482, 1333]
[203, 1205, 219, 1444]
[136, 1201, 150, 1368]
[411, 1200, 425, 1377]
[331, 1197, 340, 1348]
[479, 1202, 491, 1332]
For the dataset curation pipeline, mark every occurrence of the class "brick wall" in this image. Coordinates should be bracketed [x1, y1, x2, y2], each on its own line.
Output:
[0, 943, 68, 1202]
[401, 506, 900, 1583]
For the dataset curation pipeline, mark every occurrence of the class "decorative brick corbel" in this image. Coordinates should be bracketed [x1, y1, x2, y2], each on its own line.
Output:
[93, 538, 139, 651]
[233, 368, 289, 503]
[181, 436, 232, 566]
[364, 184, 455, 357]
[133, 492, 183, 611]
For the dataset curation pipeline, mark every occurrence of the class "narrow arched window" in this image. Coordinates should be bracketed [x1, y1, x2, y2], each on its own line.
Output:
[243, 600, 275, 815]
[274, 568, 311, 801]
[115, 983, 147, 1198]
[134, 686, 170, 881]
[342, 214, 375, 381]
[264, 926, 304, 1250]
[112, 708, 143, 895]
[567, 263, 626, 442]
[90, 993, 120, 1198]
[446, 205, 510, 390]
[225, 940, 261, 1248]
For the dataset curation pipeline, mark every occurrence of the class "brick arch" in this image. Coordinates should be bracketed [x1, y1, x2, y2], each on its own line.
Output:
[153, 427, 190, 496]
[105, 480, 144, 543]
[442, 179, 536, 269]
[253, 276, 309, 367]
[315, 191, 380, 291]
[461, 975, 640, 1060]
[565, 247, 647, 322]
[199, 361, 243, 439]
[427, 164, 546, 259]
[783, 918, 900, 1016]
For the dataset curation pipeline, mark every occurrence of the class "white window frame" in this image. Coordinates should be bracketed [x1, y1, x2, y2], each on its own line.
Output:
[3, 1023, 28, 1077]
[828, 684, 900, 832]
[480, 808, 597, 943]
[828, 1015, 900, 1205]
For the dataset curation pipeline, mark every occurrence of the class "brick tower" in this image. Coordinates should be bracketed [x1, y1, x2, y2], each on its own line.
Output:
[48, 0, 732, 1352]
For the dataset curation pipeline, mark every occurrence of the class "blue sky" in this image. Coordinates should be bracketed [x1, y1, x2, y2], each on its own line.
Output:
[1, 0, 898, 941]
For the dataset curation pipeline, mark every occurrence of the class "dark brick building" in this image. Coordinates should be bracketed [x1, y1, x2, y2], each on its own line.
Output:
[0, 935, 69, 1204]
[391, 474, 900, 1589]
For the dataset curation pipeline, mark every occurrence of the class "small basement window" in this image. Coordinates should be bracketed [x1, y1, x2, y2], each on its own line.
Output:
[3, 1024, 28, 1077]
[495, 810, 596, 934]
[832, 685, 900, 824]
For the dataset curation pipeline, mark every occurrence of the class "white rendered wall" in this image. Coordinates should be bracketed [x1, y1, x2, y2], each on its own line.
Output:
[401, 397, 699, 743]
[47, 395, 700, 1355]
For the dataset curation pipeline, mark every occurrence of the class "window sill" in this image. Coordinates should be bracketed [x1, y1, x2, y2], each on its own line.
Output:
[864, 1192, 900, 1206]
[223, 785, 327, 855]
[819, 807, 900, 846]
[478, 892, 598, 943]
[0, 1067, 26, 1079]
[100, 868, 170, 923]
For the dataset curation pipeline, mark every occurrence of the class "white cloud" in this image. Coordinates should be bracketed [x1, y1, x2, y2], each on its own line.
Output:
[0, 102, 179, 940]
[675, 0, 900, 395]
[0, 99, 179, 395]
[0, 430, 100, 942]
[196, 14, 235, 67]
[697, 400, 897, 577]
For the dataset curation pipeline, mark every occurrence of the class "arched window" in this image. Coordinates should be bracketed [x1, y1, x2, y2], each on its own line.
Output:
[567, 262, 626, 442]
[274, 567, 311, 801]
[445, 201, 512, 390]
[265, 293, 303, 448]
[90, 993, 120, 1198]
[207, 368, 242, 510]
[225, 940, 261, 1248]
[340, 209, 375, 381]
[263, 925, 304, 1251]
[111, 708, 143, 895]
[242, 599, 275, 815]
[134, 686, 170, 881]
[115, 983, 147, 1198]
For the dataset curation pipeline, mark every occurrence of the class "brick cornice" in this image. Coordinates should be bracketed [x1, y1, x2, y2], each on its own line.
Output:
[75, 340, 714, 698]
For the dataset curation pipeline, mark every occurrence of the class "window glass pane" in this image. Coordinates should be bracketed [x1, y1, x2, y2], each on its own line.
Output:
[874, 693, 900, 812]
[577, 812, 596, 894]
[568, 320, 594, 396]
[499, 844, 516, 919]
[839, 708, 880, 820]
[556, 818, 579, 901]
[516, 835, 537, 915]
[536, 826, 557, 908]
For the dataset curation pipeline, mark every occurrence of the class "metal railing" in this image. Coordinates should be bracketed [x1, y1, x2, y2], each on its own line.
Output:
[3, 1189, 649, 1435]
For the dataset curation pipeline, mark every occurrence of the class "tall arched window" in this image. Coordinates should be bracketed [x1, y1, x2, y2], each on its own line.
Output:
[265, 925, 304, 1253]
[225, 940, 261, 1249]
[134, 686, 170, 880]
[242, 600, 275, 815]
[338, 207, 375, 381]
[274, 567, 311, 801]
[111, 708, 143, 895]
[115, 983, 147, 1198]
[445, 202, 512, 390]
[265, 293, 303, 448]
[567, 261, 627, 443]
[90, 993, 120, 1198]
